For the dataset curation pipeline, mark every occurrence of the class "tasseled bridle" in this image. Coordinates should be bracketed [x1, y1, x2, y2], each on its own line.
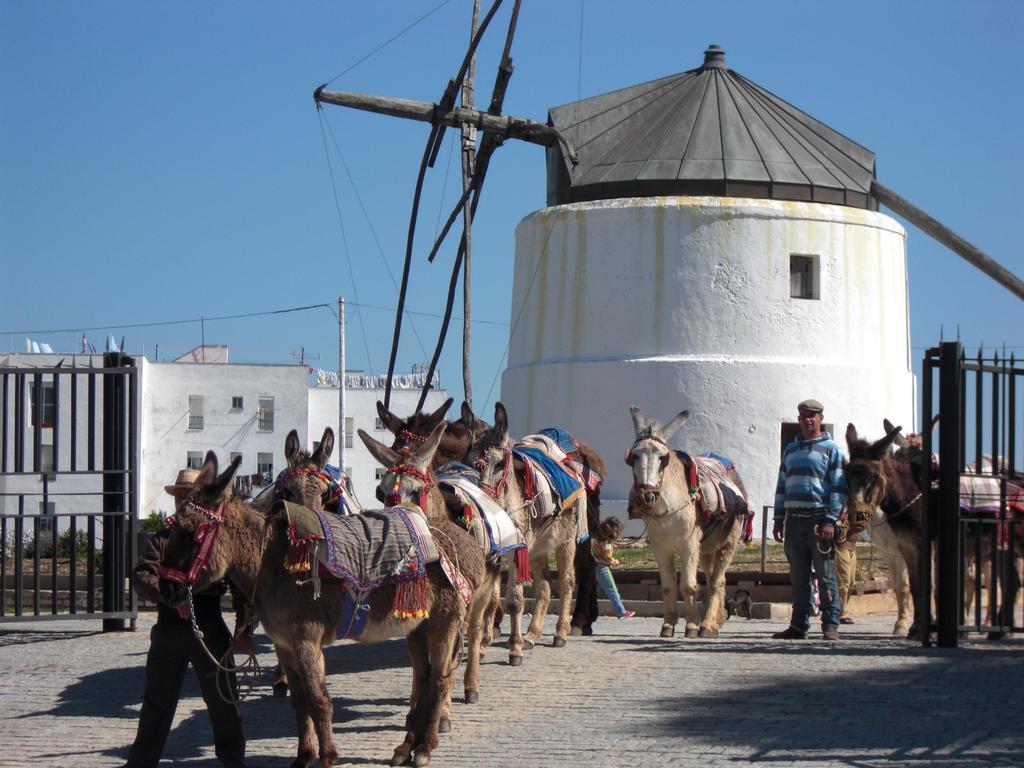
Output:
[473, 444, 512, 498]
[386, 462, 434, 510]
[626, 433, 670, 507]
[158, 499, 227, 587]
[277, 465, 343, 508]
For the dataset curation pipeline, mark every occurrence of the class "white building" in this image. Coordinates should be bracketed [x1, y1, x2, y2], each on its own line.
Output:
[0, 348, 447, 522]
[500, 46, 916, 535]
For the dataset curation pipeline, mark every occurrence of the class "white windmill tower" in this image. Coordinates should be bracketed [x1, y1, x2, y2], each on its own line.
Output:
[499, 45, 915, 532]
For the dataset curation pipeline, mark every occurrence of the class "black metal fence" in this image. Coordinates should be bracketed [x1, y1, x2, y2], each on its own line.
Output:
[921, 341, 1023, 647]
[0, 353, 138, 629]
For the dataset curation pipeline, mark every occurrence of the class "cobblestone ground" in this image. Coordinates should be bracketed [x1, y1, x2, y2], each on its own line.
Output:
[2, 611, 1023, 767]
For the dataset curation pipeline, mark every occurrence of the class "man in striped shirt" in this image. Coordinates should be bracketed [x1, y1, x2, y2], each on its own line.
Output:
[771, 399, 848, 641]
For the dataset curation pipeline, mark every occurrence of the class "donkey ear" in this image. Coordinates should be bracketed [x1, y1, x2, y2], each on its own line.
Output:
[376, 401, 404, 435]
[460, 400, 475, 426]
[426, 397, 454, 425]
[196, 451, 219, 487]
[415, 421, 448, 468]
[883, 419, 906, 447]
[846, 423, 859, 449]
[311, 427, 335, 469]
[661, 411, 690, 440]
[869, 424, 903, 460]
[210, 454, 242, 500]
[629, 406, 646, 435]
[284, 430, 302, 466]
[359, 428, 401, 469]
[494, 402, 509, 436]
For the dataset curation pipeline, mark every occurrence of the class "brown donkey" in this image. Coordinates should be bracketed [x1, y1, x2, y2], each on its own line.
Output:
[160, 423, 484, 768]
[466, 402, 584, 663]
[358, 425, 499, 709]
[625, 406, 748, 638]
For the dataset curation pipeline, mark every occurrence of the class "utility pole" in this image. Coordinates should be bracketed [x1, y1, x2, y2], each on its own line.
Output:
[460, 0, 480, 408]
[338, 296, 346, 473]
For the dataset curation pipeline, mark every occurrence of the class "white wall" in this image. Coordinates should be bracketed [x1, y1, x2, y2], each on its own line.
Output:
[500, 196, 916, 535]
[141, 361, 309, 517]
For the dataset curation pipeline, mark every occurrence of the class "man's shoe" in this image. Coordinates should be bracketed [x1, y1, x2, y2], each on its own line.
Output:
[823, 626, 839, 641]
[771, 626, 806, 640]
[839, 616, 855, 625]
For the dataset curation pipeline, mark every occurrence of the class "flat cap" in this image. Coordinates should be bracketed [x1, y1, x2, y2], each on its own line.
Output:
[797, 399, 824, 414]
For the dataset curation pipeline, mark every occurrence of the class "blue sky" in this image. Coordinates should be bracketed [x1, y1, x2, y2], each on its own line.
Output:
[2, 1, 1021, 415]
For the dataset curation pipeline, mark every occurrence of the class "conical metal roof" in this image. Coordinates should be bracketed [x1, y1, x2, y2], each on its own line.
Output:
[546, 45, 876, 210]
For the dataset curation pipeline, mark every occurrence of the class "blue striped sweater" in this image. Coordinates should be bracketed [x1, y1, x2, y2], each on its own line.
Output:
[773, 432, 848, 522]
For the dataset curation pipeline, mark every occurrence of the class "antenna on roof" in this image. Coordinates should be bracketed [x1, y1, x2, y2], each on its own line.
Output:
[292, 346, 320, 367]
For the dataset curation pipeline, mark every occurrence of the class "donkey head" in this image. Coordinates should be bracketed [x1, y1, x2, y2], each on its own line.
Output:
[160, 451, 241, 605]
[377, 397, 473, 468]
[275, 427, 338, 512]
[625, 406, 690, 506]
[845, 422, 903, 518]
[359, 421, 447, 509]
[465, 402, 513, 497]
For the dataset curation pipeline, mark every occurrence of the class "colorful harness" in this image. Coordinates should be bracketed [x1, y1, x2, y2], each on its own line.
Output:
[277, 466, 345, 508]
[158, 499, 226, 586]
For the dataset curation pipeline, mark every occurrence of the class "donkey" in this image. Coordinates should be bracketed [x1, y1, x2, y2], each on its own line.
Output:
[160, 423, 484, 768]
[378, 397, 474, 471]
[626, 406, 748, 638]
[466, 402, 585, 663]
[358, 426, 498, 708]
[845, 422, 932, 639]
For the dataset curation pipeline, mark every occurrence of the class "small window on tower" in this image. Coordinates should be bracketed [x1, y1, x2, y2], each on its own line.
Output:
[790, 254, 819, 300]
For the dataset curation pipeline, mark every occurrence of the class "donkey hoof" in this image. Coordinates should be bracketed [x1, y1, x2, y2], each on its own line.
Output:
[464, 689, 479, 704]
[684, 627, 699, 638]
[552, 635, 567, 648]
[273, 681, 289, 698]
[660, 625, 675, 638]
[413, 749, 431, 767]
[390, 747, 412, 766]
[439, 716, 453, 732]
[697, 627, 719, 638]
[521, 638, 535, 651]
[509, 654, 524, 667]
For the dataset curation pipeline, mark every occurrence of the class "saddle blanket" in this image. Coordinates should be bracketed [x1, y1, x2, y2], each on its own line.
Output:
[513, 440, 585, 512]
[282, 501, 438, 592]
[436, 471, 526, 557]
[676, 452, 752, 533]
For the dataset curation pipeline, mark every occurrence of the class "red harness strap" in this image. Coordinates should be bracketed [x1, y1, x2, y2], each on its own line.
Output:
[385, 463, 434, 509]
[158, 500, 226, 586]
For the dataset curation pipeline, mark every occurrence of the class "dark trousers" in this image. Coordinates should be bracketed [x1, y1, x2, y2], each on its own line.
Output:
[126, 618, 245, 768]
[571, 540, 599, 632]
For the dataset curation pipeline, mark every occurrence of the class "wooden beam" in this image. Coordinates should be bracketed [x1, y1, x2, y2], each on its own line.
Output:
[872, 180, 1024, 301]
[315, 88, 577, 163]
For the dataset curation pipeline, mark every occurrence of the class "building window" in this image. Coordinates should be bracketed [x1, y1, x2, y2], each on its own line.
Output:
[345, 417, 354, 449]
[39, 501, 55, 533]
[40, 443, 55, 474]
[188, 395, 205, 430]
[790, 254, 819, 300]
[231, 396, 244, 411]
[780, 421, 834, 455]
[257, 452, 274, 485]
[257, 397, 274, 432]
[375, 467, 386, 481]
[31, 381, 56, 428]
[186, 451, 204, 470]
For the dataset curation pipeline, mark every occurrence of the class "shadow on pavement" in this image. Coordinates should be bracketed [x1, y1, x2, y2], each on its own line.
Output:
[635, 641, 1024, 766]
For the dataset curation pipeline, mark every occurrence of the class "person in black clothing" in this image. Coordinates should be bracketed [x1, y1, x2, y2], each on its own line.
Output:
[123, 469, 247, 768]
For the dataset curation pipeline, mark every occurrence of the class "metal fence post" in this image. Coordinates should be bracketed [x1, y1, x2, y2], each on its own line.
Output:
[936, 341, 963, 648]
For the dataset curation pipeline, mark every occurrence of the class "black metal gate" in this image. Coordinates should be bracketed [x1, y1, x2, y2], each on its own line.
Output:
[1, 352, 138, 630]
[921, 341, 1023, 647]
